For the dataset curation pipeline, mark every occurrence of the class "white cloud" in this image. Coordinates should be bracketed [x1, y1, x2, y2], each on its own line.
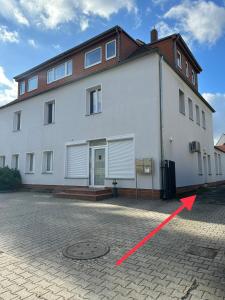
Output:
[0, 66, 17, 106]
[0, 26, 19, 43]
[0, 0, 29, 26]
[164, 1, 225, 45]
[0, 0, 137, 30]
[203, 92, 225, 142]
[28, 39, 37, 48]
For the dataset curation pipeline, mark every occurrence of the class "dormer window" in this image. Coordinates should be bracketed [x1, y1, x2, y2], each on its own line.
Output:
[19, 81, 25, 95]
[85, 47, 102, 68]
[185, 61, 189, 77]
[28, 76, 38, 92]
[47, 60, 72, 84]
[106, 40, 116, 60]
[192, 69, 196, 85]
[177, 51, 182, 69]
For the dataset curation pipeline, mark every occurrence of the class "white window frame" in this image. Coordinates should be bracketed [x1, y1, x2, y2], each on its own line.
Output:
[11, 154, 19, 170]
[28, 75, 38, 92]
[19, 81, 25, 95]
[207, 155, 212, 175]
[0, 156, 6, 168]
[202, 111, 206, 129]
[179, 89, 185, 115]
[105, 39, 116, 60]
[44, 100, 55, 125]
[188, 98, 193, 121]
[13, 111, 21, 131]
[196, 105, 200, 126]
[185, 61, 189, 77]
[177, 50, 182, 69]
[197, 152, 202, 175]
[42, 151, 53, 174]
[85, 47, 102, 69]
[86, 85, 102, 115]
[47, 60, 72, 84]
[25, 153, 35, 174]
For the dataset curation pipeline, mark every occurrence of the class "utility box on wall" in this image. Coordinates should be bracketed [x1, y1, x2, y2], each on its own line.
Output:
[136, 158, 153, 175]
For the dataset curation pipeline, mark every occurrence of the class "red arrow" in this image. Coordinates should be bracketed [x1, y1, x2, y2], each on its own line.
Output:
[116, 195, 196, 266]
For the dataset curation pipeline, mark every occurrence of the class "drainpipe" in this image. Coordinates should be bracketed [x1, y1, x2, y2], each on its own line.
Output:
[159, 55, 165, 198]
[116, 27, 121, 63]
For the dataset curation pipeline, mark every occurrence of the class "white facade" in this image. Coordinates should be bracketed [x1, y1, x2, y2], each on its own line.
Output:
[0, 52, 224, 193]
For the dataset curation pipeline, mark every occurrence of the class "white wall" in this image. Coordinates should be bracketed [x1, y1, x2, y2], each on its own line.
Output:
[162, 59, 225, 187]
[0, 54, 162, 190]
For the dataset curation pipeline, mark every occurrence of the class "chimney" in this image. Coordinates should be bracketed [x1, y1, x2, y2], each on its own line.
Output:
[151, 28, 158, 43]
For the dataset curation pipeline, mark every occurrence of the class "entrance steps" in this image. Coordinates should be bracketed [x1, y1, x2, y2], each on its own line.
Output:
[54, 187, 113, 201]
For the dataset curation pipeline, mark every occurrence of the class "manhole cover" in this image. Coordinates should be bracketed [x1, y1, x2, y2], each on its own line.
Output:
[62, 241, 110, 260]
[186, 245, 218, 259]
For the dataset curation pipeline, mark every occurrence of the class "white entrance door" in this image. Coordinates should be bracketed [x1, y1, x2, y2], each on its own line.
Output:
[90, 147, 105, 187]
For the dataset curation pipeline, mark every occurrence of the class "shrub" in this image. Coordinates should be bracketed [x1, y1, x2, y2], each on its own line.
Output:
[0, 167, 22, 191]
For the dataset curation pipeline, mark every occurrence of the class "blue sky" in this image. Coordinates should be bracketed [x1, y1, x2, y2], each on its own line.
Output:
[0, 0, 224, 142]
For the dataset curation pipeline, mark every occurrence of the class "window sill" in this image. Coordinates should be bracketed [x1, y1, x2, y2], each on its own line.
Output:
[106, 55, 116, 61]
[85, 112, 102, 116]
[25, 172, 35, 175]
[179, 112, 186, 116]
[13, 129, 21, 132]
[42, 172, 53, 174]
[44, 122, 55, 126]
[84, 61, 102, 69]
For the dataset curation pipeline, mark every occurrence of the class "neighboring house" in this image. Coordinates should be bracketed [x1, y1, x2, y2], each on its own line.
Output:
[0, 26, 224, 198]
[216, 134, 225, 146]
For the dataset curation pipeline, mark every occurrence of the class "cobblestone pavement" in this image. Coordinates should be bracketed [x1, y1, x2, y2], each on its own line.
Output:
[0, 189, 224, 300]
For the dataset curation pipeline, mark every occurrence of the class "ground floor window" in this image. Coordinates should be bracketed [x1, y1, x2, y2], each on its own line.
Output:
[0, 156, 5, 168]
[26, 153, 35, 173]
[197, 152, 202, 175]
[11, 154, 19, 170]
[43, 151, 53, 173]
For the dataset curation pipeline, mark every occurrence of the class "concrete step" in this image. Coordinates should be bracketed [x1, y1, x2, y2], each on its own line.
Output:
[62, 187, 112, 195]
[54, 191, 113, 201]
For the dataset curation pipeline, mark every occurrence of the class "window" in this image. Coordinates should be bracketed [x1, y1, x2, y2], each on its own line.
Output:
[19, 81, 25, 95]
[106, 40, 116, 60]
[218, 154, 222, 175]
[207, 155, 211, 175]
[43, 151, 53, 173]
[28, 76, 38, 92]
[85, 47, 102, 68]
[47, 60, 72, 84]
[13, 111, 21, 131]
[26, 153, 35, 173]
[197, 152, 202, 175]
[86, 86, 102, 115]
[196, 105, 200, 125]
[179, 89, 185, 115]
[177, 51, 182, 68]
[191, 70, 196, 85]
[66, 144, 88, 178]
[215, 153, 218, 175]
[44, 101, 55, 124]
[0, 156, 5, 168]
[185, 61, 189, 77]
[188, 98, 193, 120]
[201, 111, 206, 129]
[12, 154, 19, 170]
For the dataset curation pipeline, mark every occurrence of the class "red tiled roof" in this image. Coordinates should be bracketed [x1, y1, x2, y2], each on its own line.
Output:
[214, 145, 225, 153]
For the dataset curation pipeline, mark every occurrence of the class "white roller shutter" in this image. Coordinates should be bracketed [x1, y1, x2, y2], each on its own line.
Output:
[66, 144, 88, 178]
[108, 138, 135, 178]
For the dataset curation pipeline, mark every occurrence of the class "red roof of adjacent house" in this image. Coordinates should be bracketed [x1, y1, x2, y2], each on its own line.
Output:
[214, 145, 225, 153]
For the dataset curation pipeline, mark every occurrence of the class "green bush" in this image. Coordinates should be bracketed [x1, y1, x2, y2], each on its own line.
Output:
[0, 167, 22, 191]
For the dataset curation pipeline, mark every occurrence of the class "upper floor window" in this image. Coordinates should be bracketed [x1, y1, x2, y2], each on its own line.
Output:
[12, 154, 19, 170]
[196, 105, 200, 125]
[47, 60, 72, 84]
[44, 100, 55, 125]
[26, 153, 35, 173]
[28, 76, 38, 92]
[191, 70, 196, 85]
[86, 86, 102, 115]
[202, 111, 206, 129]
[19, 81, 25, 95]
[179, 89, 185, 115]
[85, 47, 102, 68]
[43, 151, 53, 173]
[0, 156, 5, 168]
[106, 40, 116, 60]
[185, 61, 189, 77]
[188, 98, 193, 120]
[177, 51, 182, 69]
[13, 111, 21, 131]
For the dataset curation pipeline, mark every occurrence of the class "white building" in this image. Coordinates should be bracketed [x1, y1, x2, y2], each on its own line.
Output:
[0, 26, 224, 199]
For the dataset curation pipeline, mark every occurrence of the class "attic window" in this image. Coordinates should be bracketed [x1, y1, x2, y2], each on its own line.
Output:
[177, 51, 182, 69]
[192, 69, 196, 85]
[47, 60, 72, 84]
[106, 40, 116, 60]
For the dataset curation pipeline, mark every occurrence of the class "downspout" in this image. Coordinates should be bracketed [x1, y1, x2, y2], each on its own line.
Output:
[116, 27, 121, 62]
[159, 55, 165, 198]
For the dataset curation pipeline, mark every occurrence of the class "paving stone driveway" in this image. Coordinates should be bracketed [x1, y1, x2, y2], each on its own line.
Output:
[0, 188, 224, 300]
